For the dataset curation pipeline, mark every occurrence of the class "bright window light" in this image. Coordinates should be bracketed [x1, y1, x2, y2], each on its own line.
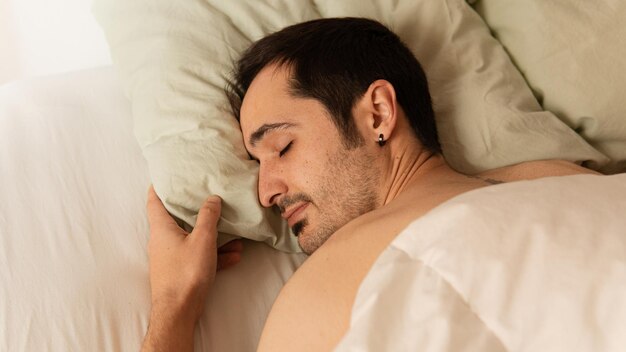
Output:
[1, 0, 112, 84]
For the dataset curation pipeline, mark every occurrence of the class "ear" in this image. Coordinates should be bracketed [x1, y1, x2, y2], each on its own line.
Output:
[355, 79, 398, 145]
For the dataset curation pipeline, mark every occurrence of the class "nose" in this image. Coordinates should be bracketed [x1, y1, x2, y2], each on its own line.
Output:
[258, 161, 287, 208]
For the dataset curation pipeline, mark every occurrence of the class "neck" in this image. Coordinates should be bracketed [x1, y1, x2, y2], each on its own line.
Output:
[381, 143, 448, 205]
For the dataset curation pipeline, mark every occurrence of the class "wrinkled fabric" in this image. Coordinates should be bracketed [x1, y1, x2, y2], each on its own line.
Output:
[338, 174, 626, 352]
[0, 68, 306, 351]
[92, 0, 606, 250]
[475, 0, 626, 174]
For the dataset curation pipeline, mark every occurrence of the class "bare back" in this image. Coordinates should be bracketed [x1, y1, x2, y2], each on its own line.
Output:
[257, 160, 598, 351]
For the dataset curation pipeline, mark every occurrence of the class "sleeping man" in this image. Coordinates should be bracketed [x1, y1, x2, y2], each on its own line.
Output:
[141, 18, 605, 351]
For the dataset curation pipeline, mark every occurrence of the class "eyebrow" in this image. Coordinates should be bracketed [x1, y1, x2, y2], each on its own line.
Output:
[248, 122, 296, 147]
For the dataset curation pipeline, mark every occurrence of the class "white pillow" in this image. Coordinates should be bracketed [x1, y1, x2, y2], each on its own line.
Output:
[474, 0, 626, 173]
[92, 0, 606, 250]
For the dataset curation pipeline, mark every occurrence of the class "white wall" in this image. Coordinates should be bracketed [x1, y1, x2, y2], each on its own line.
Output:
[0, 0, 112, 85]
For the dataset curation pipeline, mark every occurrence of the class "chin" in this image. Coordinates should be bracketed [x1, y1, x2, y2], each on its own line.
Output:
[296, 226, 333, 255]
[297, 236, 319, 256]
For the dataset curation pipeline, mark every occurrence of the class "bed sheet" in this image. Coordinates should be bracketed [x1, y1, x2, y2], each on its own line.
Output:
[0, 67, 306, 351]
[337, 174, 626, 351]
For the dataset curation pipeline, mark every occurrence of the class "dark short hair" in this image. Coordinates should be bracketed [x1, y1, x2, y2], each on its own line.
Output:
[226, 17, 441, 153]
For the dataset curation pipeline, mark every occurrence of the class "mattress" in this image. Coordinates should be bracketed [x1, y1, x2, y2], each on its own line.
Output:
[0, 67, 307, 351]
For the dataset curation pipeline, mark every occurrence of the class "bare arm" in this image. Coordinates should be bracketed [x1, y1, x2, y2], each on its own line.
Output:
[142, 186, 242, 352]
[142, 303, 196, 352]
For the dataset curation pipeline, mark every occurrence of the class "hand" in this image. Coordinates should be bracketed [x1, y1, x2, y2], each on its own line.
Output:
[142, 186, 242, 351]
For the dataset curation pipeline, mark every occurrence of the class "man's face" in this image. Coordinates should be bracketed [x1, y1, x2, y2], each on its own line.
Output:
[240, 64, 381, 254]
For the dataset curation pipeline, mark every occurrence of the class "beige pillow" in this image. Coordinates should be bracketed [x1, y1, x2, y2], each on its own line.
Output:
[474, 0, 625, 173]
[93, 0, 605, 250]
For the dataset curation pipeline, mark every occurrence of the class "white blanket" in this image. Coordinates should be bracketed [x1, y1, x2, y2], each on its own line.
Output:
[337, 174, 626, 352]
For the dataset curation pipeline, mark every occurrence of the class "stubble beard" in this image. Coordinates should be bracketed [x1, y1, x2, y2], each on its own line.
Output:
[296, 147, 380, 255]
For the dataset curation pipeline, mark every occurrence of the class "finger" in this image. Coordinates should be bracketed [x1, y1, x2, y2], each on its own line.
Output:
[216, 252, 241, 271]
[146, 185, 180, 229]
[218, 239, 244, 253]
[190, 195, 222, 240]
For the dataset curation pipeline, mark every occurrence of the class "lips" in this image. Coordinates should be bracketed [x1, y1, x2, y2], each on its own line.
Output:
[282, 203, 309, 227]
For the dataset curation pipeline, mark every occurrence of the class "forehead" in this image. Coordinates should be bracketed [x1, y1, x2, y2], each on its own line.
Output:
[239, 64, 330, 141]
[240, 64, 293, 135]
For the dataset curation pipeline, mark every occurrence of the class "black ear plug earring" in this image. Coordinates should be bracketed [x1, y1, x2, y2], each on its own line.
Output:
[378, 133, 386, 147]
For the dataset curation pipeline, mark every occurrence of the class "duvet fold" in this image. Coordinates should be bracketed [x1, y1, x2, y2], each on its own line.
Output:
[337, 174, 626, 352]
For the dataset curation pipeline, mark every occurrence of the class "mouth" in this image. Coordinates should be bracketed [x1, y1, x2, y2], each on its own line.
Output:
[281, 202, 309, 227]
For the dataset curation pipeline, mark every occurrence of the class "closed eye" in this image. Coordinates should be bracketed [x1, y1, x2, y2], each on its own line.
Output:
[279, 142, 293, 157]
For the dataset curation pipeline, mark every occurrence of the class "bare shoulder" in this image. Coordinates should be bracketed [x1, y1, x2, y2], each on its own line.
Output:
[257, 182, 479, 351]
[478, 159, 601, 182]
[256, 208, 408, 351]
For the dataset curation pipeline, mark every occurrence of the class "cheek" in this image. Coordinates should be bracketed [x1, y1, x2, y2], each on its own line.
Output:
[306, 153, 342, 199]
[295, 159, 317, 191]
[292, 144, 320, 180]
[291, 137, 343, 198]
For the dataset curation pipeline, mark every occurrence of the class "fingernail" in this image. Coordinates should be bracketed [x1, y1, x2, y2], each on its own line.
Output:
[206, 195, 221, 203]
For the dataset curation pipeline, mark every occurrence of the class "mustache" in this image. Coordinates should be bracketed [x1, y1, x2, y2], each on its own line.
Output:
[277, 193, 313, 214]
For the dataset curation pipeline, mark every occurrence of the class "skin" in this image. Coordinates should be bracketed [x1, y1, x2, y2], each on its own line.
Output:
[142, 64, 599, 351]
[141, 187, 243, 352]
[241, 66, 385, 255]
